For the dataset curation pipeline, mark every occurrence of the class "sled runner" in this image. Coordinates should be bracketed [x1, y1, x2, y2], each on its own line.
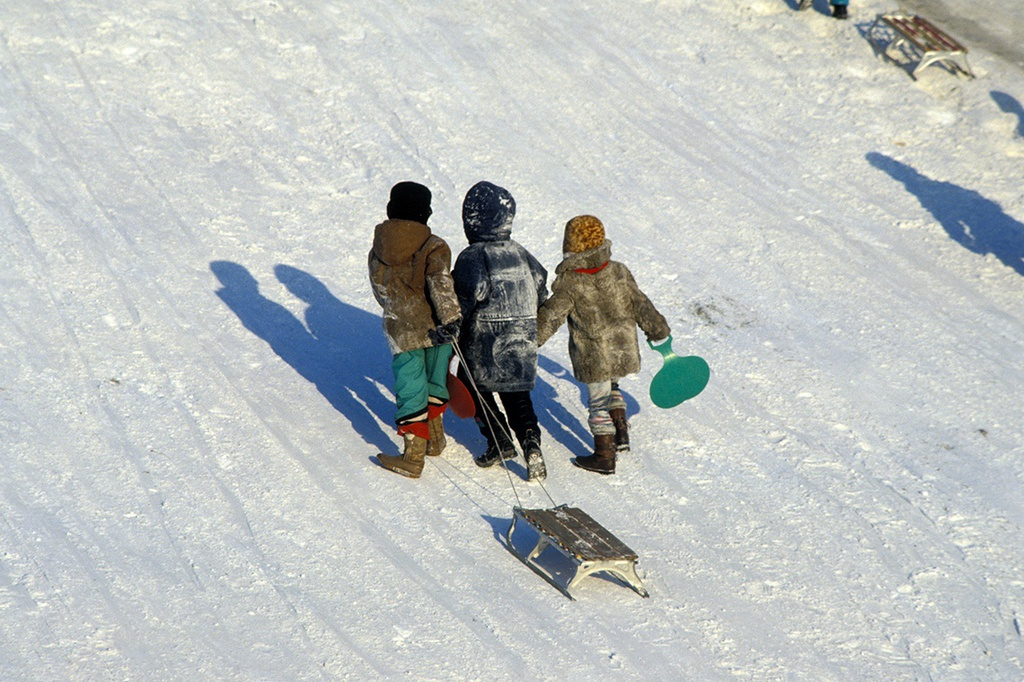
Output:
[648, 336, 710, 409]
[506, 505, 649, 600]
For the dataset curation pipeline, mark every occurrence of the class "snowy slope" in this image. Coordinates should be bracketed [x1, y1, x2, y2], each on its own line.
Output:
[2, 0, 1023, 679]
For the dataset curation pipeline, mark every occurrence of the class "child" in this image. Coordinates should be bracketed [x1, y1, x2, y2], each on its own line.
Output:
[368, 181, 462, 478]
[537, 215, 670, 475]
[830, 0, 849, 19]
[452, 181, 549, 480]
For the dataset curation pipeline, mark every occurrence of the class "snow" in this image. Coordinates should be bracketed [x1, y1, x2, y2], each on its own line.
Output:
[2, 0, 1023, 678]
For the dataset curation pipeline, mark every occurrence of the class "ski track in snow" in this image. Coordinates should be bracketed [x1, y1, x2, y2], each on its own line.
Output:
[2, 0, 1024, 679]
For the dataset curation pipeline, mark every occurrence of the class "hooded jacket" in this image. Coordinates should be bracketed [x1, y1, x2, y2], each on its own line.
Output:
[368, 218, 461, 355]
[452, 182, 548, 392]
[537, 240, 670, 383]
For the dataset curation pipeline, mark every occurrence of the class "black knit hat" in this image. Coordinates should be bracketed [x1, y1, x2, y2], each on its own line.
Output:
[386, 181, 432, 224]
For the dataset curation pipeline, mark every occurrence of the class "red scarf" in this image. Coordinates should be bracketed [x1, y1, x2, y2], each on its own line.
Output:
[575, 261, 609, 275]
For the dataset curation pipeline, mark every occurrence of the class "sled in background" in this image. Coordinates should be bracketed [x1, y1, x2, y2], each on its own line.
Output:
[506, 505, 649, 600]
[868, 12, 975, 80]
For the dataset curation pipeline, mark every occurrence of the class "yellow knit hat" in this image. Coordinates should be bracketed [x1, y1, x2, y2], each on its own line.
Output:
[563, 215, 605, 254]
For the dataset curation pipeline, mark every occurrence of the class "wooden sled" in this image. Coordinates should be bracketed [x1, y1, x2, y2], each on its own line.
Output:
[868, 12, 975, 79]
[505, 505, 649, 600]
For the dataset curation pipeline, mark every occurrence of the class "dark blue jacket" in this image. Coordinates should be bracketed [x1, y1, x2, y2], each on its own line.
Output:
[453, 182, 548, 392]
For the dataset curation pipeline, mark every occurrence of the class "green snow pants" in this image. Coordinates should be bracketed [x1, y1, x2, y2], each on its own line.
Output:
[392, 344, 453, 426]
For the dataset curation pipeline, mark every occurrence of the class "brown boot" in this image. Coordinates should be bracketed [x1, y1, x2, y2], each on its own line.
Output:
[573, 434, 616, 475]
[610, 408, 630, 453]
[426, 415, 446, 456]
[379, 433, 427, 478]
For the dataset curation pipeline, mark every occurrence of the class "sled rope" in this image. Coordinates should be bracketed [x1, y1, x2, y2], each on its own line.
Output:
[450, 341, 649, 600]
[450, 341, 557, 509]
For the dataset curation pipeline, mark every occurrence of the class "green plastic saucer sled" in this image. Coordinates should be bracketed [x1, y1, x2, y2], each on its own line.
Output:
[648, 336, 710, 408]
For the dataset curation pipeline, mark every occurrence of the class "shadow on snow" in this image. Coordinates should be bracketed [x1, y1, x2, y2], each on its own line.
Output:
[211, 260, 398, 454]
[210, 261, 615, 463]
[867, 152, 1024, 276]
[991, 90, 1024, 137]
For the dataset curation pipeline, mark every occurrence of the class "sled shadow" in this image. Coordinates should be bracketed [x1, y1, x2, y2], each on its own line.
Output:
[482, 514, 512, 543]
[991, 91, 1024, 137]
[211, 261, 400, 454]
[866, 153, 1024, 276]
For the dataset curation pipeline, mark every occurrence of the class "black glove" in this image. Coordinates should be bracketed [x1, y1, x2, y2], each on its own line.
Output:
[428, 319, 461, 345]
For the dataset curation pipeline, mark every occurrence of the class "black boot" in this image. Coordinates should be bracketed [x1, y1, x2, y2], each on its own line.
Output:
[475, 425, 517, 468]
[573, 434, 617, 475]
[831, 3, 847, 19]
[521, 428, 546, 481]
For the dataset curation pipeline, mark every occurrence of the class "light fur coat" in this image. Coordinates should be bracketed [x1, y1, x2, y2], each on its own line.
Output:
[537, 240, 670, 383]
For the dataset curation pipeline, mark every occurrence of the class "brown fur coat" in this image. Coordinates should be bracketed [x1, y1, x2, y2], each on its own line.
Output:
[537, 240, 670, 383]
[368, 219, 461, 355]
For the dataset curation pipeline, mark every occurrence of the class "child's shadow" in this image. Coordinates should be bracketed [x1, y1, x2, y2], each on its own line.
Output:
[991, 91, 1024, 137]
[867, 153, 1024, 277]
[211, 261, 398, 454]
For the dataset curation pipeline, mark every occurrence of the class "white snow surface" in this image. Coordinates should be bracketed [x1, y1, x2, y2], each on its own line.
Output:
[2, 0, 1024, 679]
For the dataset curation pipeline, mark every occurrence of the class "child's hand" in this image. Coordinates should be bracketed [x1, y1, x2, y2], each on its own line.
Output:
[648, 334, 671, 349]
[429, 319, 462, 345]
